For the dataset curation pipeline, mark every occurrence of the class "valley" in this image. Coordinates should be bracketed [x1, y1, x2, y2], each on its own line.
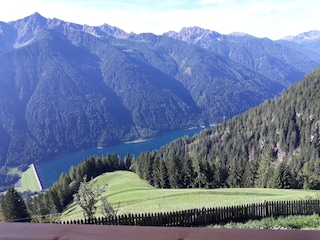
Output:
[1, 13, 320, 190]
[21, 127, 203, 189]
[0, 12, 320, 229]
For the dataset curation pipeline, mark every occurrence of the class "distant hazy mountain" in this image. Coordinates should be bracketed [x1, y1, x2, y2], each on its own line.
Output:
[277, 30, 320, 63]
[0, 13, 319, 189]
[164, 27, 319, 86]
[281, 30, 320, 46]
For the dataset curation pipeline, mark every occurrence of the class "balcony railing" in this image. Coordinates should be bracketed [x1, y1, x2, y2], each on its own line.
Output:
[0, 222, 319, 240]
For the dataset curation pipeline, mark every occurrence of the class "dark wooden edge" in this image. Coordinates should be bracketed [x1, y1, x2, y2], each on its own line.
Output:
[0, 223, 320, 240]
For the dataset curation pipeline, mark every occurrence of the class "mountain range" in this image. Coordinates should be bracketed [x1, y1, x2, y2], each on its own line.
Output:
[0, 12, 319, 188]
[141, 66, 320, 189]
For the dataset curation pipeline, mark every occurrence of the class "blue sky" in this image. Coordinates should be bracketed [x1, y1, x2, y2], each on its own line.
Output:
[0, 0, 319, 39]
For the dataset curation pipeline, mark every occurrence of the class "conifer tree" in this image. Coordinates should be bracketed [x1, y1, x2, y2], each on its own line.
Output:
[182, 155, 195, 188]
[227, 158, 244, 188]
[192, 158, 208, 188]
[212, 158, 228, 188]
[124, 154, 132, 170]
[271, 162, 294, 189]
[167, 154, 182, 188]
[152, 156, 162, 188]
[242, 160, 257, 188]
[159, 160, 169, 188]
[255, 149, 274, 188]
[298, 162, 320, 189]
[1, 188, 30, 222]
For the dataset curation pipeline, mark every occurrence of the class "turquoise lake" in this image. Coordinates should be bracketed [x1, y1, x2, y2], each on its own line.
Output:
[35, 128, 204, 188]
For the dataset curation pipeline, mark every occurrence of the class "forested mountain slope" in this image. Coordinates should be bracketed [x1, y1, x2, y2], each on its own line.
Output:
[0, 13, 318, 189]
[165, 27, 319, 87]
[134, 68, 320, 189]
[277, 30, 320, 62]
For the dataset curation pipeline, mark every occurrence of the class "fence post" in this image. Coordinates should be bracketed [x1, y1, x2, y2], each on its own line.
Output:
[265, 201, 268, 217]
[126, 214, 131, 226]
[60, 199, 320, 228]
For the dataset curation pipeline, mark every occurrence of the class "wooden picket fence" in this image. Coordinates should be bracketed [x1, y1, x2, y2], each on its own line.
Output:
[61, 199, 320, 227]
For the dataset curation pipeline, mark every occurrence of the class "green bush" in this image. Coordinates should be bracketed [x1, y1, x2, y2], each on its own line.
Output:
[210, 214, 320, 230]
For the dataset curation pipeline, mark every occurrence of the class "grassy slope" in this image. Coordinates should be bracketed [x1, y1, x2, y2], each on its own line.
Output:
[60, 171, 319, 221]
[16, 165, 41, 192]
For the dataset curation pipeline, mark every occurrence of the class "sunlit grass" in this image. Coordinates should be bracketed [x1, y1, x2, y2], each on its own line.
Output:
[16, 165, 41, 192]
[60, 171, 319, 221]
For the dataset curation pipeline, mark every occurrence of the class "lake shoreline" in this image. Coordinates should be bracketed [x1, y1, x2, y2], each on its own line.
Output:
[35, 127, 205, 189]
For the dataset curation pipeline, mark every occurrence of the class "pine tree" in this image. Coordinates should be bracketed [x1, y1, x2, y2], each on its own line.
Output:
[212, 157, 228, 188]
[242, 160, 257, 188]
[167, 154, 182, 188]
[298, 162, 320, 189]
[69, 165, 77, 181]
[152, 156, 162, 188]
[1, 188, 30, 222]
[227, 158, 244, 188]
[56, 173, 72, 208]
[27, 193, 48, 222]
[182, 155, 195, 188]
[124, 154, 132, 170]
[42, 191, 60, 223]
[192, 158, 208, 188]
[255, 149, 274, 188]
[159, 160, 168, 188]
[271, 162, 294, 189]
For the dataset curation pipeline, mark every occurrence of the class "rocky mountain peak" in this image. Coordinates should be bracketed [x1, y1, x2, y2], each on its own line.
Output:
[10, 12, 48, 29]
[8, 12, 48, 46]
[165, 26, 221, 42]
[83, 23, 129, 39]
[282, 30, 320, 43]
[5, 12, 130, 47]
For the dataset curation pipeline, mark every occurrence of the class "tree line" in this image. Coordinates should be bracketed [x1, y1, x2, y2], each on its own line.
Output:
[132, 149, 295, 190]
[0, 153, 131, 222]
[132, 68, 320, 190]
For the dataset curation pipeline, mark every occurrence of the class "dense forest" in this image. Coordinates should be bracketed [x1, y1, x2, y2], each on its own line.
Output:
[132, 67, 320, 190]
[2, 13, 299, 189]
[4, 67, 319, 222]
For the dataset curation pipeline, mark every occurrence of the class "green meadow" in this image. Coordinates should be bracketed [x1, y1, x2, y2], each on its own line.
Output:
[60, 171, 319, 221]
[16, 165, 42, 192]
